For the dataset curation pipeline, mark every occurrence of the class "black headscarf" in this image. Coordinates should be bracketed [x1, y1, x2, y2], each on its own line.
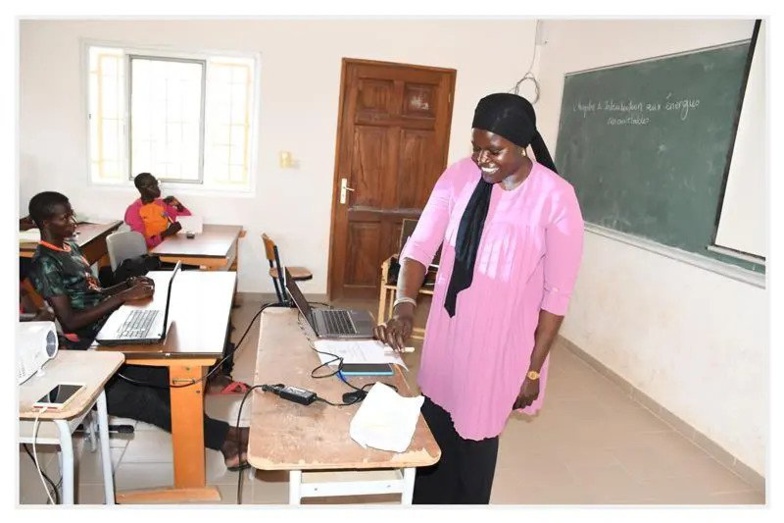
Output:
[443, 93, 557, 317]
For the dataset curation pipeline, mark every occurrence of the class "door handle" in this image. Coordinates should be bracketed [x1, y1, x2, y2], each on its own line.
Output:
[340, 178, 355, 204]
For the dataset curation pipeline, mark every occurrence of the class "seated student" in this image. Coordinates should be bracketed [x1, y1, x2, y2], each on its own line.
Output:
[124, 172, 192, 249]
[27, 191, 248, 470]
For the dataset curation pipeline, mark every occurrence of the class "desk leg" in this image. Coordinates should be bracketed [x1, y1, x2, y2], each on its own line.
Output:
[401, 467, 416, 505]
[96, 391, 115, 504]
[289, 470, 303, 505]
[54, 420, 74, 505]
[169, 364, 207, 488]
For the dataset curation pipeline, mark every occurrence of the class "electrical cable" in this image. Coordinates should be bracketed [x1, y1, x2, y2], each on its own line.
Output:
[509, 24, 542, 104]
[31, 407, 56, 505]
[22, 444, 60, 505]
[117, 302, 274, 389]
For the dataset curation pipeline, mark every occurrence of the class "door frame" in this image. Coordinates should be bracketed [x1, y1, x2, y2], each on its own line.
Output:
[325, 57, 456, 300]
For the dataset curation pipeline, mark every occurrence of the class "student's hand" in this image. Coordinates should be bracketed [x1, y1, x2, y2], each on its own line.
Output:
[119, 280, 155, 301]
[19, 215, 36, 231]
[164, 196, 184, 211]
[374, 309, 414, 352]
[512, 377, 540, 411]
[161, 221, 182, 238]
[126, 276, 155, 289]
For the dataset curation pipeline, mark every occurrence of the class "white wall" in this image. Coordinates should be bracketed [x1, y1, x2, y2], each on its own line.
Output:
[18, 19, 536, 294]
[535, 19, 767, 474]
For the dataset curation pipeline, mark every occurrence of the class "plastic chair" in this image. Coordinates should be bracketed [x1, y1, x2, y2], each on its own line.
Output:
[106, 230, 148, 272]
[261, 233, 312, 304]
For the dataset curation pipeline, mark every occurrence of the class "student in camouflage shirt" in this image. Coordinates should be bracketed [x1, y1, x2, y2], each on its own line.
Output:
[27, 191, 249, 470]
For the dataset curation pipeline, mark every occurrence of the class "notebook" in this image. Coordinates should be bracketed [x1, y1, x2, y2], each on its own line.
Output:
[284, 267, 375, 339]
[95, 261, 181, 345]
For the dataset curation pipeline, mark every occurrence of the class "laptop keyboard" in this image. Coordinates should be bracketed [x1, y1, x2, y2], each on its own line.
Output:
[117, 309, 159, 339]
[322, 309, 357, 335]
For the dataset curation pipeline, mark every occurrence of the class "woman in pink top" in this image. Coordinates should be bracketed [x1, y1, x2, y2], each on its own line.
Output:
[375, 93, 584, 504]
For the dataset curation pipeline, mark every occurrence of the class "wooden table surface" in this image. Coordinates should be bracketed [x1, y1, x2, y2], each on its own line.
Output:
[248, 308, 441, 471]
[150, 224, 242, 257]
[19, 221, 122, 263]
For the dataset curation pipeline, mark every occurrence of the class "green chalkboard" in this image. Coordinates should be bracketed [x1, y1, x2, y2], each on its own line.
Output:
[554, 42, 752, 265]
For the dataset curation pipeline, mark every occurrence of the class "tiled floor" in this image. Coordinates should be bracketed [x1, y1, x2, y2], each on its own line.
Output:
[18, 294, 765, 506]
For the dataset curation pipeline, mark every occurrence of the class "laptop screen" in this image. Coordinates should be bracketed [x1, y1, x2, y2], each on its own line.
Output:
[159, 260, 182, 338]
[284, 268, 314, 323]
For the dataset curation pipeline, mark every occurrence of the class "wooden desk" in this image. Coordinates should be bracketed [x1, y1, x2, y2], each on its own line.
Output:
[19, 221, 123, 268]
[95, 270, 237, 503]
[150, 224, 244, 271]
[19, 350, 125, 504]
[248, 308, 441, 504]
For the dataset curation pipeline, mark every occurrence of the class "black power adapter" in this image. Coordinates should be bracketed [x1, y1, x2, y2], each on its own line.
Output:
[262, 384, 317, 405]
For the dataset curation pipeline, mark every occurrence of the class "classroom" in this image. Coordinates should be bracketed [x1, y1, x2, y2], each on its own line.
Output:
[14, 16, 770, 509]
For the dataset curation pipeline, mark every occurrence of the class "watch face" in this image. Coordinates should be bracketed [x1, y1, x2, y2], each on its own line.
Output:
[527, 371, 540, 380]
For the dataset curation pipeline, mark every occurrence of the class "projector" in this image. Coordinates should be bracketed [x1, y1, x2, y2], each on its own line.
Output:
[17, 321, 59, 385]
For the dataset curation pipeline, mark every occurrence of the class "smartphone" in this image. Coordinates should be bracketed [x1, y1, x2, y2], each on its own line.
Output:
[32, 383, 85, 410]
[338, 363, 394, 376]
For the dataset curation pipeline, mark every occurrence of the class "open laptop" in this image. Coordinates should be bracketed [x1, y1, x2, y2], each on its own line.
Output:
[95, 261, 182, 346]
[284, 267, 375, 339]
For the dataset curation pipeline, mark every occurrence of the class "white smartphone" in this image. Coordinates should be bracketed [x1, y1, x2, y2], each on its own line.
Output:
[32, 383, 85, 410]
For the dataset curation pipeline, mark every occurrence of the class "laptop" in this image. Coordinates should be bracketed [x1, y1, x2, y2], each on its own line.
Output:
[284, 267, 375, 339]
[95, 261, 182, 345]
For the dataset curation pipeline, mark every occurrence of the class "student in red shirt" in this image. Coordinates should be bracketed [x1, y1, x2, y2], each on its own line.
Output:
[124, 173, 191, 249]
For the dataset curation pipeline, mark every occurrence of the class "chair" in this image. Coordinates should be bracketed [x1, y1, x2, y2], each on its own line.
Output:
[106, 230, 147, 272]
[261, 233, 312, 304]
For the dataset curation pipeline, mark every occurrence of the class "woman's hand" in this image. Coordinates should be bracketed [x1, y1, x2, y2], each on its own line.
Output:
[512, 377, 540, 411]
[374, 303, 415, 352]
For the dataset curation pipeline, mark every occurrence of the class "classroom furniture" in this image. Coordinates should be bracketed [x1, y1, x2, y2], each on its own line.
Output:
[247, 308, 441, 505]
[20, 220, 123, 268]
[261, 233, 312, 304]
[554, 41, 757, 270]
[150, 224, 244, 271]
[95, 270, 237, 503]
[106, 230, 148, 272]
[18, 350, 125, 505]
[378, 255, 435, 340]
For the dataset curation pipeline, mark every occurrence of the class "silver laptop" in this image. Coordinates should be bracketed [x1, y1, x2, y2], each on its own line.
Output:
[95, 261, 181, 345]
[284, 267, 374, 339]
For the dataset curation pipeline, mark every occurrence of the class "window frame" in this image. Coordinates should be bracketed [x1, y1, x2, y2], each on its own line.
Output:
[83, 39, 260, 196]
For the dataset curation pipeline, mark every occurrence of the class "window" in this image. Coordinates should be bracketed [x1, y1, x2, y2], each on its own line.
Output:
[87, 45, 257, 192]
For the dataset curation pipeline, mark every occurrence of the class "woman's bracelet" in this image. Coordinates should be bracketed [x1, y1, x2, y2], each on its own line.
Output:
[393, 296, 417, 309]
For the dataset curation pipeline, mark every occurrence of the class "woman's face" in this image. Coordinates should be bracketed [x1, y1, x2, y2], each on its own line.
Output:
[471, 129, 527, 184]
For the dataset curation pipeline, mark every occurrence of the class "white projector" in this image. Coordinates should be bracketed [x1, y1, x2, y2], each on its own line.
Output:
[17, 321, 59, 385]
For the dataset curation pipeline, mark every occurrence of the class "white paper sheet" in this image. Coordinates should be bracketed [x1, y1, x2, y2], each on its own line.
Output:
[177, 216, 203, 234]
[314, 339, 407, 369]
[19, 229, 41, 242]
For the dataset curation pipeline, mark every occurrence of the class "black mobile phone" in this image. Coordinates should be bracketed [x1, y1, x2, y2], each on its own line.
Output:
[32, 384, 85, 409]
[339, 363, 394, 376]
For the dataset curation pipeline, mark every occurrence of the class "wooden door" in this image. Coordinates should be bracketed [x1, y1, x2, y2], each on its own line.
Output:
[327, 59, 456, 300]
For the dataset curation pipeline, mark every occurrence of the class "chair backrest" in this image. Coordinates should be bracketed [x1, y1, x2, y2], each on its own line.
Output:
[261, 233, 276, 265]
[106, 230, 148, 272]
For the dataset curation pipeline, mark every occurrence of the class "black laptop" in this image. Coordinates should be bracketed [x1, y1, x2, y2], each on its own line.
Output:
[95, 261, 181, 345]
[284, 267, 375, 339]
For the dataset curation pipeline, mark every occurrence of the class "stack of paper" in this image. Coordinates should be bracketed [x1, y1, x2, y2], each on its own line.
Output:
[313, 339, 407, 369]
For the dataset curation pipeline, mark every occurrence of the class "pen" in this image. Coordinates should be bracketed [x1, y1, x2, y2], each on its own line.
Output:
[383, 346, 415, 353]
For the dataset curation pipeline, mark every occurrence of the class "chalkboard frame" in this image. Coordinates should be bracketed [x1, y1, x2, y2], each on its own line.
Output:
[554, 39, 764, 280]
